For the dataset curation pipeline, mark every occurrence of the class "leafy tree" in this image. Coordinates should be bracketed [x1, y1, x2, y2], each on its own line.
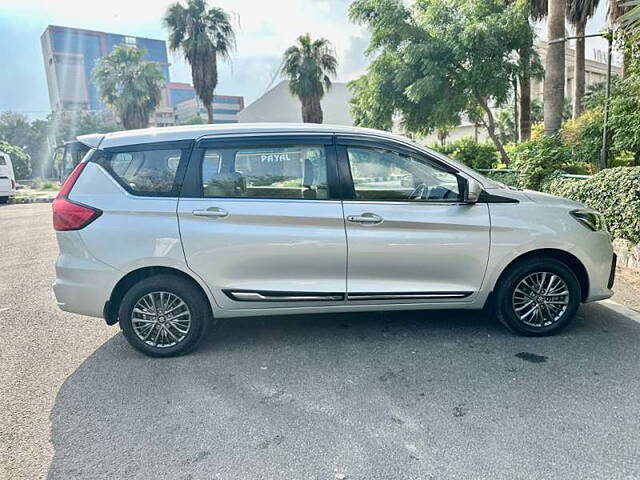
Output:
[0, 112, 49, 178]
[281, 34, 338, 124]
[609, 68, 640, 165]
[544, 0, 566, 135]
[349, 0, 533, 164]
[93, 46, 165, 130]
[0, 140, 31, 179]
[566, 0, 600, 119]
[182, 115, 207, 125]
[165, 0, 236, 124]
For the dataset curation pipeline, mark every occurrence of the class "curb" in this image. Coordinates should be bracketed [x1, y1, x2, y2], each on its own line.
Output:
[600, 299, 640, 323]
[8, 197, 55, 204]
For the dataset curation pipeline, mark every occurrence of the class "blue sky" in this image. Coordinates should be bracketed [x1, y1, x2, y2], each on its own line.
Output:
[0, 0, 611, 119]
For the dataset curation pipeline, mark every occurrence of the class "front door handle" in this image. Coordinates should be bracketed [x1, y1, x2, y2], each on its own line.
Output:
[192, 207, 229, 218]
[347, 212, 383, 225]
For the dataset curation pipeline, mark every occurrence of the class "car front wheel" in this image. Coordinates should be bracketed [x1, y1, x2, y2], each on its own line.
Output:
[119, 274, 210, 357]
[494, 257, 581, 336]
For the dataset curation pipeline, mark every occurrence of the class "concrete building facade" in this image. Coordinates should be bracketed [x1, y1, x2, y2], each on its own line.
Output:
[238, 81, 354, 125]
[174, 94, 244, 124]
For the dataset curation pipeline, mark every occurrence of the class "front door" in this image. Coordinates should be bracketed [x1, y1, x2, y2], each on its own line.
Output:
[338, 141, 490, 303]
[177, 136, 347, 310]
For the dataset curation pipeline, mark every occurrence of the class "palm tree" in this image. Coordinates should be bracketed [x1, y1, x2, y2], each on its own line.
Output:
[281, 34, 337, 124]
[93, 46, 165, 130]
[544, 0, 567, 135]
[164, 0, 236, 124]
[518, 0, 548, 141]
[567, 0, 600, 119]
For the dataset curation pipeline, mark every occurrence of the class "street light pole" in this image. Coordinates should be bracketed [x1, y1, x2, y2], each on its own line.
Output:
[599, 29, 614, 170]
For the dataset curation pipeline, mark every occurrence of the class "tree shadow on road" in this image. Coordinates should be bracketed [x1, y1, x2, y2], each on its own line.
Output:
[47, 304, 640, 479]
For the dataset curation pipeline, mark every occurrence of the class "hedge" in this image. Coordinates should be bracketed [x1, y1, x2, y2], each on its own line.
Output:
[543, 167, 640, 244]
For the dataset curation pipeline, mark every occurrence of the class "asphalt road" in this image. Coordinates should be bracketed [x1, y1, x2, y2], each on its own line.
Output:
[2, 203, 640, 480]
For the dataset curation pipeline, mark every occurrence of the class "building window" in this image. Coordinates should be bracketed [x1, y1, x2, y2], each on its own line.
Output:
[124, 36, 137, 46]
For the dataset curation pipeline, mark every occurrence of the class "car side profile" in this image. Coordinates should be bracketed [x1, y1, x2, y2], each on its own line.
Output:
[0, 151, 17, 204]
[52, 124, 616, 357]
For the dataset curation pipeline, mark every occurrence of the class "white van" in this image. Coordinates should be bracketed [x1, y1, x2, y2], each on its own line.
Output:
[0, 151, 16, 203]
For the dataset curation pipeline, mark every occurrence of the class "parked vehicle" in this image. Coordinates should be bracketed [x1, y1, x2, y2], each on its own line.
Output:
[0, 151, 16, 203]
[52, 124, 616, 357]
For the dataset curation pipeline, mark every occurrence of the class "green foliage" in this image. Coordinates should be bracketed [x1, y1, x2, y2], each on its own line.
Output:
[431, 138, 498, 170]
[93, 46, 165, 130]
[348, 0, 533, 162]
[0, 140, 31, 179]
[609, 69, 640, 160]
[281, 33, 337, 123]
[182, 115, 206, 125]
[560, 107, 603, 166]
[544, 167, 640, 243]
[165, 0, 236, 123]
[509, 135, 577, 189]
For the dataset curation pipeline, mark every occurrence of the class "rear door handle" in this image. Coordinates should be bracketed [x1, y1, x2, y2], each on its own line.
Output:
[346, 212, 383, 225]
[192, 207, 229, 218]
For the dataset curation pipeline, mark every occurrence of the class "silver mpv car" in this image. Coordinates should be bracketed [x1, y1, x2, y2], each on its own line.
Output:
[53, 124, 616, 357]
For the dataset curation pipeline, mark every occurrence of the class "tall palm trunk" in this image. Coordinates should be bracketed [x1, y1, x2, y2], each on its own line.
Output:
[301, 94, 323, 123]
[518, 46, 532, 141]
[544, 0, 566, 135]
[572, 20, 586, 119]
[206, 103, 214, 123]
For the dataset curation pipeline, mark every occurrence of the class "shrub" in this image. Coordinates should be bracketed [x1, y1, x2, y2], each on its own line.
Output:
[430, 138, 498, 170]
[509, 135, 576, 190]
[561, 108, 603, 168]
[543, 167, 640, 243]
[0, 140, 31, 179]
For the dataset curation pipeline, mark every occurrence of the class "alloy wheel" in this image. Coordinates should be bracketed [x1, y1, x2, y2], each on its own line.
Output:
[512, 272, 570, 328]
[131, 291, 191, 348]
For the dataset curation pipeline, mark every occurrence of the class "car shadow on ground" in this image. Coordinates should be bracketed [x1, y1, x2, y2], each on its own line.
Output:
[48, 304, 640, 480]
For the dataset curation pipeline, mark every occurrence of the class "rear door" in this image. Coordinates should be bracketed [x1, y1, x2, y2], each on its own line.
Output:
[177, 135, 347, 310]
[337, 137, 490, 304]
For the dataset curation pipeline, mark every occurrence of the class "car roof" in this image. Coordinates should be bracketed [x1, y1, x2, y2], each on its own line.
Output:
[78, 123, 417, 150]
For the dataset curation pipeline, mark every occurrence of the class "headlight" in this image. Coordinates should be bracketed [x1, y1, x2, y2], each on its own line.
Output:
[570, 209, 606, 232]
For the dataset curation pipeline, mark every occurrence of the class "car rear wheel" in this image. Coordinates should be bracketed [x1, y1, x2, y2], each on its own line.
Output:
[0, 196, 8, 204]
[494, 257, 581, 336]
[119, 274, 210, 357]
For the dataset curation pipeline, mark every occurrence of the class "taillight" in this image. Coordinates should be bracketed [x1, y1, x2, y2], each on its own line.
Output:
[52, 162, 101, 231]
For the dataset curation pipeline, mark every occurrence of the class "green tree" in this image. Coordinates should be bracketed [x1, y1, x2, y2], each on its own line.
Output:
[544, 0, 566, 135]
[0, 140, 31, 179]
[93, 46, 165, 130]
[566, 0, 600, 119]
[164, 0, 236, 124]
[281, 34, 338, 124]
[349, 0, 533, 164]
[609, 68, 640, 165]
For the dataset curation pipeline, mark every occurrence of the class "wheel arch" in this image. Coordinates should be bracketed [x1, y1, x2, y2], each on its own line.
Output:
[491, 248, 590, 303]
[103, 266, 213, 325]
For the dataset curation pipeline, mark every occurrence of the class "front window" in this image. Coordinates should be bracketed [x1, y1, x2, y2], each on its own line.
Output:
[346, 146, 463, 202]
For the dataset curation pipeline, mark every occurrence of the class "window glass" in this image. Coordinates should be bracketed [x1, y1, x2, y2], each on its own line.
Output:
[107, 149, 182, 195]
[0, 156, 6, 166]
[347, 147, 462, 202]
[202, 145, 328, 199]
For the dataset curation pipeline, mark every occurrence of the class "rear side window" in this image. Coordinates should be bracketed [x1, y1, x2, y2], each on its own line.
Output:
[106, 149, 183, 195]
[0, 156, 6, 166]
[201, 145, 329, 199]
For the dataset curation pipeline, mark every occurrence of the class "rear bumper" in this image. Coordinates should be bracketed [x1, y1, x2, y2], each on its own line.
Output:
[53, 233, 121, 319]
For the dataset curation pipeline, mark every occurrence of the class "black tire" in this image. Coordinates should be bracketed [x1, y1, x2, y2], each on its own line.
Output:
[0, 196, 8, 204]
[119, 274, 211, 357]
[494, 257, 581, 336]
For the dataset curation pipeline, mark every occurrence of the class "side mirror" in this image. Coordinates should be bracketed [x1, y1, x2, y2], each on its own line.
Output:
[464, 177, 483, 204]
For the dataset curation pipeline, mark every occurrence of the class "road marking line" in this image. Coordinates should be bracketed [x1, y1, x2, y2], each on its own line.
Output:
[600, 300, 640, 324]
[0, 307, 10, 313]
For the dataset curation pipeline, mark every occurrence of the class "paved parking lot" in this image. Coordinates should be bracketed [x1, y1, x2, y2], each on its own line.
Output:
[2, 203, 640, 480]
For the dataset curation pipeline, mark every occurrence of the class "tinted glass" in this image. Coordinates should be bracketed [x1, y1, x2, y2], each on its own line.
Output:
[347, 147, 462, 202]
[0, 156, 6, 166]
[108, 149, 182, 195]
[201, 145, 328, 199]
